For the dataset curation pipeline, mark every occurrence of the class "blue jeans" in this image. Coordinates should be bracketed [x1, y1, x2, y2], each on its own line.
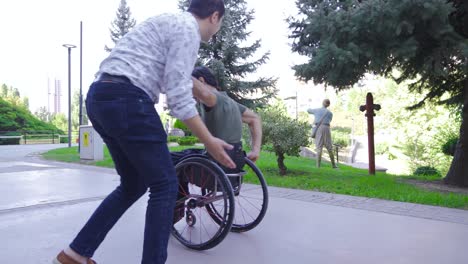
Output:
[70, 81, 178, 264]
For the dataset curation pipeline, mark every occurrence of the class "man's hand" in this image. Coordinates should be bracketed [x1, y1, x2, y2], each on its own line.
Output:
[204, 137, 236, 168]
[246, 150, 260, 162]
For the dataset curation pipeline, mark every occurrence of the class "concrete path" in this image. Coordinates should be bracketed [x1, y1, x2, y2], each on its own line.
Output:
[1, 144, 467, 264]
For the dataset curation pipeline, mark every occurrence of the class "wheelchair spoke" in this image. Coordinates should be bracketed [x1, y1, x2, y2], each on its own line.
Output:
[236, 196, 248, 225]
[172, 157, 236, 250]
[180, 222, 189, 237]
[237, 199, 259, 223]
[239, 195, 263, 212]
[240, 185, 263, 193]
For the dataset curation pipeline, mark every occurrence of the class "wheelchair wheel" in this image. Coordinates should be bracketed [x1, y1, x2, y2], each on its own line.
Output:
[206, 157, 269, 233]
[172, 157, 235, 250]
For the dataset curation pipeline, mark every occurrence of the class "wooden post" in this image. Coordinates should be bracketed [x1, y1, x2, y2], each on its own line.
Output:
[359, 93, 381, 175]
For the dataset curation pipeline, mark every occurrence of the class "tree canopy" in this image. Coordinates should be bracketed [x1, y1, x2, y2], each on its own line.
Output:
[179, 0, 277, 108]
[289, 0, 467, 108]
[288, 0, 468, 185]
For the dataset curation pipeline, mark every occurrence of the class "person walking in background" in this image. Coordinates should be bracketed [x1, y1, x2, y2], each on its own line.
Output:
[52, 1, 232, 264]
[308, 99, 338, 169]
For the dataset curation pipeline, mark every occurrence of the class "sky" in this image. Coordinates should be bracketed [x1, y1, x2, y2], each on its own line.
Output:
[0, 0, 320, 114]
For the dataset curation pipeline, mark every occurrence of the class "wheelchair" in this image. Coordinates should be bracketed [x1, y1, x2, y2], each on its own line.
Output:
[171, 153, 269, 250]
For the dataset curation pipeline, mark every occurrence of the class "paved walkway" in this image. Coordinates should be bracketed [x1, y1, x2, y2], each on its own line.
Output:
[1, 144, 468, 264]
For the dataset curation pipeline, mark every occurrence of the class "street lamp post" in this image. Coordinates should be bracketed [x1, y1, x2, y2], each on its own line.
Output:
[79, 22, 83, 127]
[78, 21, 84, 154]
[63, 44, 76, 148]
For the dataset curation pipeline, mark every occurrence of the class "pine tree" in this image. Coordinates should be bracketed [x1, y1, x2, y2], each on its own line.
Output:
[22, 97, 29, 110]
[4, 86, 22, 106]
[289, 0, 468, 186]
[179, 0, 277, 108]
[34, 106, 52, 122]
[1, 84, 7, 98]
[105, 0, 136, 52]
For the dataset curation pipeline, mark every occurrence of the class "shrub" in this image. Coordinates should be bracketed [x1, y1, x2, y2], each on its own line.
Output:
[442, 136, 458, 156]
[332, 136, 348, 148]
[414, 166, 441, 177]
[168, 136, 180, 143]
[0, 97, 63, 145]
[177, 136, 198, 146]
[260, 107, 310, 175]
[173, 119, 191, 136]
[375, 142, 390, 155]
[0, 97, 61, 132]
[60, 136, 69, 144]
[333, 126, 352, 134]
[331, 129, 350, 147]
[262, 143, 274, 153]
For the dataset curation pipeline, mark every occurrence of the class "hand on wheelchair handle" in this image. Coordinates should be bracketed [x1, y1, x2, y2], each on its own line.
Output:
[247, 150, 260, 163]
[205, 137, 236, 169]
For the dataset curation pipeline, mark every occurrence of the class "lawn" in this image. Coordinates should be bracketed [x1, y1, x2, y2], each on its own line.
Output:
[42, 146, 468, 209]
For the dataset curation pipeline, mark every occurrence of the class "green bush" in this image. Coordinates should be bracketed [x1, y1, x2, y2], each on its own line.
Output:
[177, 136, 198, 146]
[173, 119, 191, 136]
[260, 106, 311, 175]
[0, 97, 61, 132]
[375, 142, 390, 155]
[442, 136, 458, 156]
[333, 126, 352, 134]
[168, 136, 180, 143]
[262, 143, 274, 153]
[60, 136, 69, 144]
[414, 166, 441, 177]
[331, 130, 350, 147]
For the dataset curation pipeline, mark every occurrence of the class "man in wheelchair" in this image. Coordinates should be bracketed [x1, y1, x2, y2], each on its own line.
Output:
[172, 66, 262, 223]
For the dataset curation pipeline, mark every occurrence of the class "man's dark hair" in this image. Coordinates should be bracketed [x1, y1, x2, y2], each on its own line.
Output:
[188, 0, 225, 19]
[192, 66, 219, 88]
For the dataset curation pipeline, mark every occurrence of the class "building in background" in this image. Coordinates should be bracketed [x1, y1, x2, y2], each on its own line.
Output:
[47, 77, 62, 114]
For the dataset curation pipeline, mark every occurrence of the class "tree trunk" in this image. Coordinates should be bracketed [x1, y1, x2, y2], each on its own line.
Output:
[444, 79, 468, 187]
[276, 151, 287, 176]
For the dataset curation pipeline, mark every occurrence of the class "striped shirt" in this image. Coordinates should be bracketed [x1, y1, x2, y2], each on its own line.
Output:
[95, 12, 201, 121]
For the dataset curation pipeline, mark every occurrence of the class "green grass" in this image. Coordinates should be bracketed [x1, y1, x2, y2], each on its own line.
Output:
[42, 147, 83, 163]
[42, 145, 203, 168]
[43, 146, 468, 209]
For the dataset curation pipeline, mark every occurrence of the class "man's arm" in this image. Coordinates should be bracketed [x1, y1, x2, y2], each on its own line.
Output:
[242, 109, 262, 162]
[192, 77, 217, 107]
[163, 19, 199, 122]
[163, 21, 233, 168]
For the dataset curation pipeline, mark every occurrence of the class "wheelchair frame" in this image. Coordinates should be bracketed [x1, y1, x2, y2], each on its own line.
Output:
[171, 154, 269, 250]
